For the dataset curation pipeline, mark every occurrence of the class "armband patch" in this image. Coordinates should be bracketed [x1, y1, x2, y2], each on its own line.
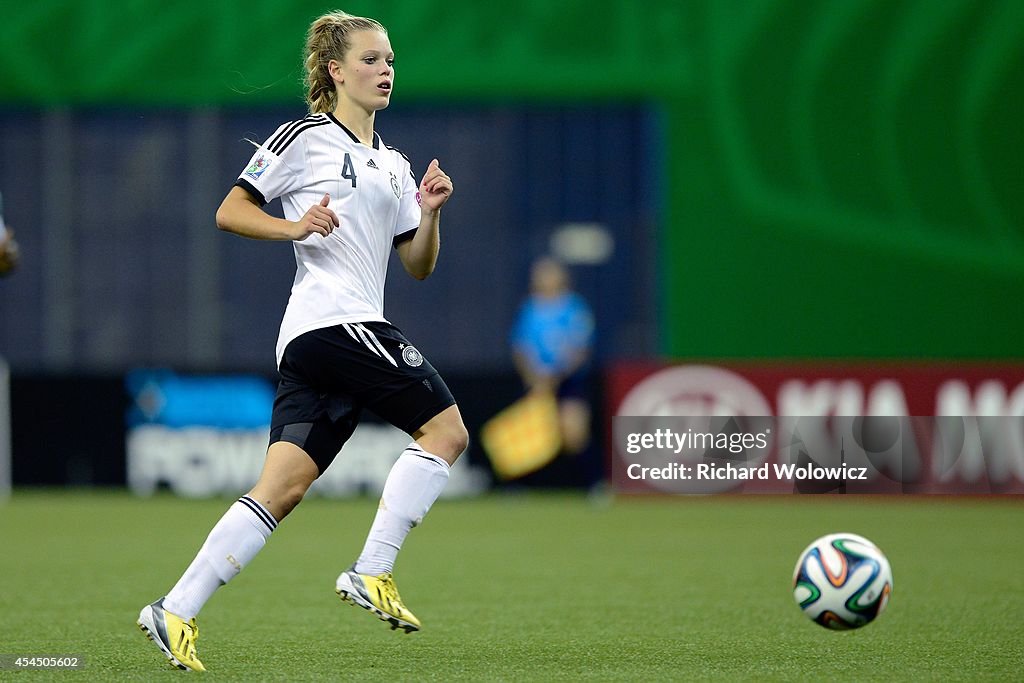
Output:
[245, 153, 273, 180]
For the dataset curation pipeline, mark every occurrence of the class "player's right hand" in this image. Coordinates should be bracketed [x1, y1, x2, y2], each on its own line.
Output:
[292, 193, 339, 240]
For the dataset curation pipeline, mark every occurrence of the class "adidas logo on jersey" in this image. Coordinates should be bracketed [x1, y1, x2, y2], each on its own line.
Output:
[366, 159, 378, 169]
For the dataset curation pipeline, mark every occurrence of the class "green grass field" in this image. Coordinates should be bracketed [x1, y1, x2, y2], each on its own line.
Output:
[1, 491, 1022, 681]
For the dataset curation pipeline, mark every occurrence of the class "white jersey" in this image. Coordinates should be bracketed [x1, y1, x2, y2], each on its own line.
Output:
[234, 113, 421, 366]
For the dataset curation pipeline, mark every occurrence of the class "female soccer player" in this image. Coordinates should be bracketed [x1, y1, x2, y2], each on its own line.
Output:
[138, 11, 467, 672]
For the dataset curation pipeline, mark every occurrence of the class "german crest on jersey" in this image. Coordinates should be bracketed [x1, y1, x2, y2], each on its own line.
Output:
[401, 344, 423, 367]
[245, 154, 272, 180]
[389, 171, 401, 199]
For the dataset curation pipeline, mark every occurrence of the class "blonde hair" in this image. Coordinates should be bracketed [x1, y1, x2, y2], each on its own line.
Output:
[304, 11, 388, 114]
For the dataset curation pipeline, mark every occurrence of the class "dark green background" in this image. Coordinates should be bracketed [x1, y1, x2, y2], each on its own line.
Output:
[3, 0, 1021, 358]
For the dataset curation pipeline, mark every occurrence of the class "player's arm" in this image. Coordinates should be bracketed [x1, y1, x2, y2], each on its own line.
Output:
[397, 159, 453, 280]
[215, 186, 339, 241]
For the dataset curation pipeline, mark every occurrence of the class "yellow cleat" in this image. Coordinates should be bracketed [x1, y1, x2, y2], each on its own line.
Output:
[137, 598, 206, 672]
[336, 569, 422, 633]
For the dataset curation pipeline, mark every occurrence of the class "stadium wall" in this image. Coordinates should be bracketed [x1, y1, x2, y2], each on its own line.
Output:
[3, 1, 1020, 361]
[0, 106, 657, 372]
[8, 369, 604, 492]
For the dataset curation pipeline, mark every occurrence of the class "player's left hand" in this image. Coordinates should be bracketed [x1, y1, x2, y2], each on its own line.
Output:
[418, 159, 453, 212]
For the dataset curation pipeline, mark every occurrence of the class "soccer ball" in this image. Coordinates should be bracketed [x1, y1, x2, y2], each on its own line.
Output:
[793, 532, 893, 630]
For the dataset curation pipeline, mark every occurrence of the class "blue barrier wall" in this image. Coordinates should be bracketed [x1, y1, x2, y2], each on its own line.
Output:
[0, 105, 659, 373]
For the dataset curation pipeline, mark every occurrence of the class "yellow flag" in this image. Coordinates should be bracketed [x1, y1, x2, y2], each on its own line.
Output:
[480, 391, 561, 480]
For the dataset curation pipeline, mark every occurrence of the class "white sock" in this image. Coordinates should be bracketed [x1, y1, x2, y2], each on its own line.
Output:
[354, 444, 450, 576]
[163, 495, 277, 620]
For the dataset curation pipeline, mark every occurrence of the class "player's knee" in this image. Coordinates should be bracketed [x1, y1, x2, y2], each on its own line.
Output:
[432, 418, 468, 463]
[447, 420, 469, 460]
[277, 481, 312, 519]
[416, 407, 469, 463]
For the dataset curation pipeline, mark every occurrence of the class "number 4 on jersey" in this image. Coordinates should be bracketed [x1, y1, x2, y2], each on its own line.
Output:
[341, 153, 358, 188]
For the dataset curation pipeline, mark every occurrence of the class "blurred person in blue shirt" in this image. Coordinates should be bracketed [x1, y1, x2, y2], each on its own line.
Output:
[511, 256, 595, 456]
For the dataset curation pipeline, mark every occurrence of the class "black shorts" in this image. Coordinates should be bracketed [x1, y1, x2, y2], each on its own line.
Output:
[269, 321, 456, 473]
